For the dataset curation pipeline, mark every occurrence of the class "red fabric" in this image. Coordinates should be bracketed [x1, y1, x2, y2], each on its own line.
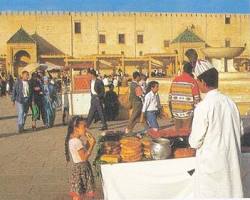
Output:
[69, 192, 82, 200]
[86, 191, 96, 198]
[148, 127, 190, 138]
[172, 72, 200, 97]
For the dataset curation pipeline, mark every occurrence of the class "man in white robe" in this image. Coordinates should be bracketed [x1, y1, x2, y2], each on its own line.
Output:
[189, 59, 244, 198]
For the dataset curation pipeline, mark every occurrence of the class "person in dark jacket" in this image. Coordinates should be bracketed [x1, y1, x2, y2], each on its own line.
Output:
[104, 84, 119, 121]
[29, 72, 44, 130]
[87, 69, 108, 130]
[12, 70, 31, 133]
[8, 74, 14, 94]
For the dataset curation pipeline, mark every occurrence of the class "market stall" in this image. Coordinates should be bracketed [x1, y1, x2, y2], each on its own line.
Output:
[101, 153, 250, 199]
[94, 127, 250, 199]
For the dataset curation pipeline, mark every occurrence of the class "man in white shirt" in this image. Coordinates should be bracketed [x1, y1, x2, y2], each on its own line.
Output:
[189, 60, 243, 198]
[87, 69, 108, 131]
[102, 75, 109, 87]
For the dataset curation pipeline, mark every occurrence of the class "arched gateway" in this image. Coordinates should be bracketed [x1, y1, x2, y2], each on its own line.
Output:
[6, 27, 37, 77]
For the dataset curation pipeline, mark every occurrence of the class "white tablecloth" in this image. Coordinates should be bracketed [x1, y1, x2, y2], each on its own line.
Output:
[101, 153, 250, 199]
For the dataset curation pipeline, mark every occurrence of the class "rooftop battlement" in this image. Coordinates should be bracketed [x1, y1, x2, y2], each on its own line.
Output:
[0, 11, 249, 17]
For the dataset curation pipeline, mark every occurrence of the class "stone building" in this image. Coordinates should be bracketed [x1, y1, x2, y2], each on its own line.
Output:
[0, 11, 249, 76]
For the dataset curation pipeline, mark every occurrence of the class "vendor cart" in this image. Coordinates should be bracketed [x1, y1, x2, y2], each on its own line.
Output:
[62, 66, 91, 117]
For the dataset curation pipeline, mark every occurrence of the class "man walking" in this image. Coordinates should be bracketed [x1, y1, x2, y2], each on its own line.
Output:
[125, 71, 143, 134]
[12, 70, 31, 133]
[189, 60, 243, 198]
[87, 69, 108, 130]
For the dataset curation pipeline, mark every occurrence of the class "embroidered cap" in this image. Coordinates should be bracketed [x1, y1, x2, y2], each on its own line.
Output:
[194, 59, 214, 77]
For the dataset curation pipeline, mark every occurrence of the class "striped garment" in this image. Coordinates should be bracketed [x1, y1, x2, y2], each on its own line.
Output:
[169, 72, 200, 119]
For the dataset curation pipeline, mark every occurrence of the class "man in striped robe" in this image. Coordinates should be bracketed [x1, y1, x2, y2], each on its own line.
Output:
[169, 63, 200, 135]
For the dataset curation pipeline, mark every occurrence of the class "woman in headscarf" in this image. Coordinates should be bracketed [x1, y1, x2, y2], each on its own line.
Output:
[42, 76, 57, 128]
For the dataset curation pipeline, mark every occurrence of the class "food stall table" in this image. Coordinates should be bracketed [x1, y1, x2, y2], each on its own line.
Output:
[101, 153, 250, 199]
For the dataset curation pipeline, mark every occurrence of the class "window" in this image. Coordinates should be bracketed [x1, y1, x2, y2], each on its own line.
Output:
[101, 51, 105, 55]
[99, 34, 106, 44]
[225, 16, 231, 24]
[74, 22, 81, 34]
[137, 34, 144, 44]
[225, 39, 230, 47]
[118, 34, 125, 44]
[164, 40, 170, 47]
[139, 51, 143, 56]
[121, 51, 124, 55]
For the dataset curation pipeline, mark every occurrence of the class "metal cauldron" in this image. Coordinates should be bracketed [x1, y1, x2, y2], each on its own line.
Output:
[151, 138, 172, 160]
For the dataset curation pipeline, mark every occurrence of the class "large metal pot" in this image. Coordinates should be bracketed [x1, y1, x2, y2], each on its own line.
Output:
[151, 138, 172, 160]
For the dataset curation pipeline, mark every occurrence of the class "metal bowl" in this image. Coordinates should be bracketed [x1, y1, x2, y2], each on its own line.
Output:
[151, 138, 172, 160]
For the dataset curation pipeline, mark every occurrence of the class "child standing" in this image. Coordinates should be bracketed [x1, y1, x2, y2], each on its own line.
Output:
[65, 116, 96, 200]
[142, 81, 161, 131]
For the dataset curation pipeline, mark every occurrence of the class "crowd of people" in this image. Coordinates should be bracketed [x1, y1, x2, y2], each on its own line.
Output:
[1, 50, 245, 199]
[11, 70, 59, 133]
[67, 52, 244, 199]
[0, 73, 15, 96]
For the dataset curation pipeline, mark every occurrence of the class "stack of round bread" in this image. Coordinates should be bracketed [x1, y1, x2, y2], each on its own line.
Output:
[120, 137, 142, 162]
[141, 137, 152, 159]
[173, 148, 196, 158]
[103, 141, 121, 155]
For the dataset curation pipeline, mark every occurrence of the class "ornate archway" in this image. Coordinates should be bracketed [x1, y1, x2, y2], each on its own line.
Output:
[6, 27, 37, 77]
[13, 50, 31, 76]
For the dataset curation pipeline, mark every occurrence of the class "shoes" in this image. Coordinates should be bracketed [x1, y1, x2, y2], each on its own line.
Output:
[99, 126, 108, 131]
[18, 125, 24, 133]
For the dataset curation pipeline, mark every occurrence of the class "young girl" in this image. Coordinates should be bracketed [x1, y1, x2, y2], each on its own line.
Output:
[65, 116, 96, 200]
[142, 81, 161, 131]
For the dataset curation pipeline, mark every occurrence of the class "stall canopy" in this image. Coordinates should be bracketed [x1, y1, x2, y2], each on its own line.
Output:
[45, 61, 63, 71]
[21, 62, 63, 73]
[21, 63, 47, 73]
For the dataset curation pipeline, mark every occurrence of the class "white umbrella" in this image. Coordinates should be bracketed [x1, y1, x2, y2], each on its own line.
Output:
[45, 62, 62, 71]
[21, 63, 48, 73]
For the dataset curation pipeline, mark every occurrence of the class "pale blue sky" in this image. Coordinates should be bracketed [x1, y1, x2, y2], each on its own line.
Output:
[0, 0, 250, 13]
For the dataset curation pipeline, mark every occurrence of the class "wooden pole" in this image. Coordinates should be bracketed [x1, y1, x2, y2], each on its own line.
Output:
[174, 55, 177, 75]
[70, 67, 74, 116]
[122, 55, 125, 74]
[149, 57, 152, 78]
[94, 57, 96, 70]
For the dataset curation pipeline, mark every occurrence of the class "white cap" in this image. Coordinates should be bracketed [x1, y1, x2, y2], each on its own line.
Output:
[194, 59, 214, 77]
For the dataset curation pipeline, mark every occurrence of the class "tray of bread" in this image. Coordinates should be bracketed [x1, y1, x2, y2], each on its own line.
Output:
[173, 148, 196, 158]
[96, 130, 195, 165]
[120, 137, 143, 162]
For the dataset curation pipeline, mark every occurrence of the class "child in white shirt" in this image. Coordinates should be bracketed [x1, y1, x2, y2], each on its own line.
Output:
[142, 81, 161, 131]
[65, 116, 96, 200]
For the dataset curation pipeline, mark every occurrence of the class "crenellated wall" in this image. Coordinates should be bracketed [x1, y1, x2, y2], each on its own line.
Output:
[0, 11, 249, 58]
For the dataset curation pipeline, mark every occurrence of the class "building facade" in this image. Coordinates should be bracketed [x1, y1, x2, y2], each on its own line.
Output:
[0, 11, 249, 76]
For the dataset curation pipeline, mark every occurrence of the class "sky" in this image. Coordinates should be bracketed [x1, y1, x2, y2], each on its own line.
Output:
[0, 0, 250, 13]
